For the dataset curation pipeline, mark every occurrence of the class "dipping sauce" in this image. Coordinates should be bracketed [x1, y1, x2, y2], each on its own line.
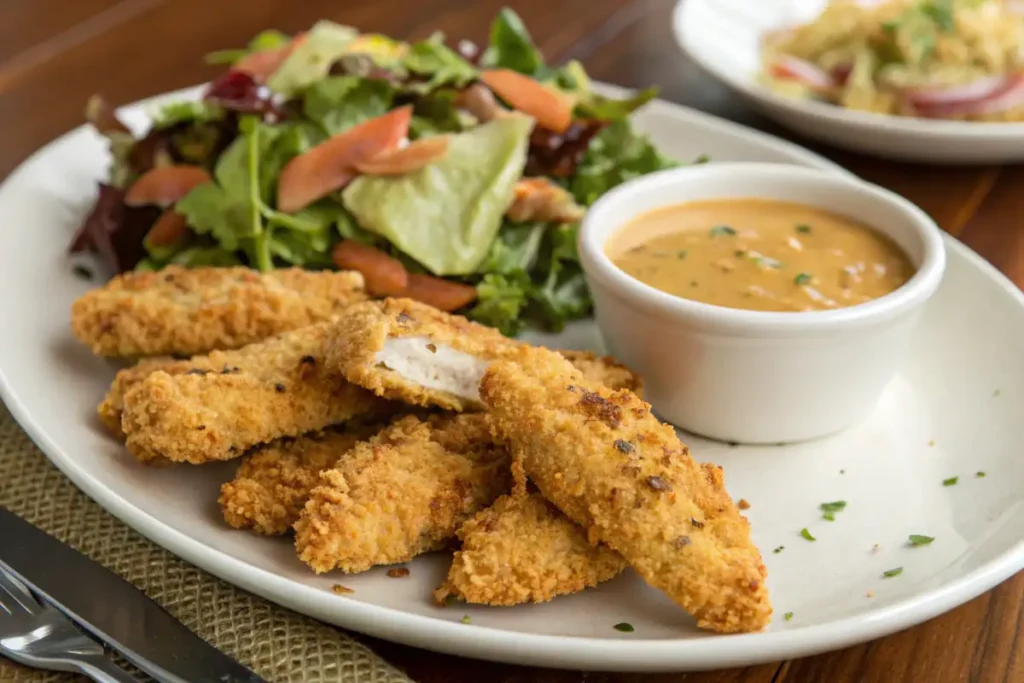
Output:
[608, 198, 914, 312]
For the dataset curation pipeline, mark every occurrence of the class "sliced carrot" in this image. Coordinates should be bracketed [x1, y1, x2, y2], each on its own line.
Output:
[331, 240, 409, 296]
[352, 136, 450, 176]
[234, 32, 307, 82]
[480, 69, 574, 133]
[402, 273, 478, 312]
[277, 105, 412, 213]
[125, 166, 211, 207]
[146, 209, 190, 247]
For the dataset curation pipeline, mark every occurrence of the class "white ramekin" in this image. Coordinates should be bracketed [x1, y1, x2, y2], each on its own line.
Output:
[578, 162, 946, 444]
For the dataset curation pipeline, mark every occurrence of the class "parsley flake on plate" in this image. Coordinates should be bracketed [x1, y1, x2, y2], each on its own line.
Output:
[784, 612, 794, 621]
[908, 534, 934, 546]
[883, 567, 904, 578]
[943, 476, 959, 487]
[800, 528, 816, 542]
[613, 622, 635, 633]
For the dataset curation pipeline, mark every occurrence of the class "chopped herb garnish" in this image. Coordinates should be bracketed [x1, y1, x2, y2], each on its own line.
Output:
[976, 471, 986, 478]
[757, 257, 783, 269]
[773, 546, 784, 554]
[677, 250, 688, 260]
[461, 615, 471, 624]
[796, 224, 811, 234]
[800, 528, 816, 542]
[921, 0, 955, 32]
[735, 249, 747, 257]
[908, 534, 934, 546]
[614, 622, 635, 632]
[840, 469, 846, 475]
[690, 280, 699, 287]
[883, 567, 904, 578]
[710, 225, 736, 237]
[794, 273, 812, 285]
[693, 154, 711, 164]
[819, 501, 846, 522]
[784, 612, 794, 621]
[943, 477, 959, 487]
[72, 264, 94, 280]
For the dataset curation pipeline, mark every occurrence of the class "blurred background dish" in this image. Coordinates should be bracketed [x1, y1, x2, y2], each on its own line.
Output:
[675, 0, 1024, 163]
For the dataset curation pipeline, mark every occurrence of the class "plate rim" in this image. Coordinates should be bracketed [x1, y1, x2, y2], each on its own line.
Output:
[673, 0, 1024, 139]
[1, 84, 1023, 672]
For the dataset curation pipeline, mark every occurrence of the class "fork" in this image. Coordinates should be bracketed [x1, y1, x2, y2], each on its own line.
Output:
[0, 566, 138, 682]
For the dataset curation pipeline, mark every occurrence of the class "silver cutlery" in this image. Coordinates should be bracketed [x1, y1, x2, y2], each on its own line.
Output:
[0, 505, 267, 682]
[0, 566, 137, 681]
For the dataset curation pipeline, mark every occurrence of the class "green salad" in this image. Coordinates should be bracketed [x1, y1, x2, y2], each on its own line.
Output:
[71, 8, 687, 335]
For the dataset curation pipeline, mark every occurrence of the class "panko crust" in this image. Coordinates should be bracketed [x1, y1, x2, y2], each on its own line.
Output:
[324, 298, 644, 410]
[98, 356, 191, 439]
[121, 323, 392, 464]
[71, 266, 366, 357]
[435, 493, 626, 606]
[294, 413, 512, 574]
[479, 347, 771, 634]
[219, 422, 387, 535]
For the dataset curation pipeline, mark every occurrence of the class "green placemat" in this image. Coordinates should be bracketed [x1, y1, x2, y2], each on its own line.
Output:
[0, 403, 413, 683]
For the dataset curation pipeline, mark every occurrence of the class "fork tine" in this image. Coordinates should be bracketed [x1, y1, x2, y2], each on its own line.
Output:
[0, 566, 41, 614]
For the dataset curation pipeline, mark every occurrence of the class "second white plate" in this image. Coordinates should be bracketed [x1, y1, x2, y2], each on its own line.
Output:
[0, 85, 1022, 671]
[674, 0, 1024, 163]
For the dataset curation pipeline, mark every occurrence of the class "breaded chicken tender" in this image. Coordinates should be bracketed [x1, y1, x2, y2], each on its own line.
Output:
[71, 266, 367, 357]
[219, 422, 385, 535]
[121, 323, 392, 464]
[435, 493, 627, 606]
[556, 349, 644, 397]
[294, 414, 511, 574]
[325, 298, 643, 410]
[98, 356, 192, 439]
[479, 348, 772, 634]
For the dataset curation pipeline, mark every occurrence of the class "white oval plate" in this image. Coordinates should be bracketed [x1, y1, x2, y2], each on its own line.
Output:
[674, 0, 1024, 164]
[0, 85, 1023, 673]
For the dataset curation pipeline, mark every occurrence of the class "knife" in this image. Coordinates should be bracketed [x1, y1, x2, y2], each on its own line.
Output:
[0, 505, 267, 683]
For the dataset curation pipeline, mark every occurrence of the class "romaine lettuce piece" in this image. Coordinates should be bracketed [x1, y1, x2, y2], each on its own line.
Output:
[343, 114, 533, 276]
[267, 21, 359, 96]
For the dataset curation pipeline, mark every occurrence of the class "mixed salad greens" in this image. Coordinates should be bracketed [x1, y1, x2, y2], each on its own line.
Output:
[70, 9, 683, 335]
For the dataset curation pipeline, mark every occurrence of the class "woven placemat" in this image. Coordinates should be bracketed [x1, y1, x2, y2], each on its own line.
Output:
[0, 403, 414, 683]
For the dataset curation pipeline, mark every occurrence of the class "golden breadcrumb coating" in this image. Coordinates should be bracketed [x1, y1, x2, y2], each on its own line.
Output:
[556, 349, 644, 397]
[98, 356, 192, 439]
[294, 414, 511, 574]
[219, 422, 385, 535]
[324, 298, 520, 411]
[324, 298, 644, 410]
[71, 266, 367, 357]
[120, 323, 392, 464]
[435, 493, 626, 606]
[479, 347, 771, 634]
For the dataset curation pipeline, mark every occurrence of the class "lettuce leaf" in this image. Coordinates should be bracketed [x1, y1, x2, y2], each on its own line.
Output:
[267, 21, 359, 97]
[571, 119, 677, 206]
[480, 8, 545, 77]
[342, 114, 533, 276]
[204, 29, 290, 66]
[152, 100, 223, 129]
[401, 33, 478, 93]
[303, 76, 394, 135]
[575, 86, 658, 120]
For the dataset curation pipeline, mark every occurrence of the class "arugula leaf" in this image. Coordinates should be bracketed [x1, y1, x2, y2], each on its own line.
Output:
[402, 33, 478, 92]
[571, 119, 677, 206]
[575, 87, 658, 121]
[480, 8, 545, 77]
[205, 29, 291, 66]
[303, 76, 394, 135]
[152, 101, 223, 129]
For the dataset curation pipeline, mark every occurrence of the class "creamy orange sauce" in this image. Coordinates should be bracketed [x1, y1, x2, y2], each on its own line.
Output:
[608, 199, 914, 312]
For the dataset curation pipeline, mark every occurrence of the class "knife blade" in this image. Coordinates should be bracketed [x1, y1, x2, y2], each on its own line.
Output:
[0, 505, 266, 683]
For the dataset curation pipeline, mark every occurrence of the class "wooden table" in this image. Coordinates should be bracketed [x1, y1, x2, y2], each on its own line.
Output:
[2, 1, 1021, 681]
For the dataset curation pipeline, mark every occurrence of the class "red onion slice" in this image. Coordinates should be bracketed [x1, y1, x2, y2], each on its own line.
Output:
[912, 73, 1024, 118]
[769, 56, 836, 92]
[905, 73, 1012, 107]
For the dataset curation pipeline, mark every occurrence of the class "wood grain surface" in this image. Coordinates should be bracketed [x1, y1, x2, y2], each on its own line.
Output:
[1, 1, 1021, 681]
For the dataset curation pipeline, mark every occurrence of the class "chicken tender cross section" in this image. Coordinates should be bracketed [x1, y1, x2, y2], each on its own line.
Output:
[219, 423, 385, 535]
[325, 299, 644, 411]
[479, 348, 771, 634]
[324, 299, 522, 411]
[294, 414, 512, 574]
[71, 265, 367, 357]
[435, 493, 627, 606]
[120, 323, 392, 464]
